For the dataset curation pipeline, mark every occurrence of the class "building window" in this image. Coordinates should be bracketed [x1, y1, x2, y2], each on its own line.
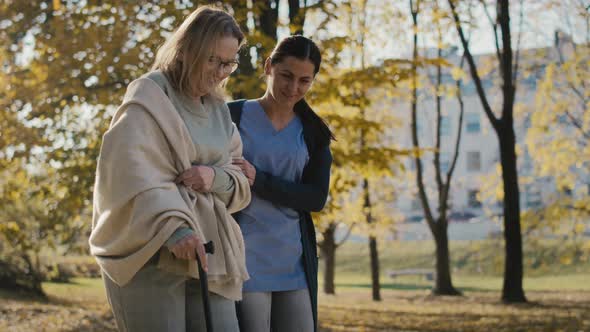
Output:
[526, 185, 542, 208]
[465, 113, 480, 133]
[411, 197, 422, 210]
[439, 152, 450, 173]
[468, 190, 482, 208]
[467, 151, 481, 172]
[446, 191, 454, 211]
[440, 116, 451, 136]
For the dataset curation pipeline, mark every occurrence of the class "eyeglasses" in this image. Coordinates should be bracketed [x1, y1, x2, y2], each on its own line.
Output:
[208, 56, 239, 74]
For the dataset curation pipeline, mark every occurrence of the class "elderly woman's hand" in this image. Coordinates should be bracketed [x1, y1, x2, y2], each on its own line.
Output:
[168, 234, 208, 272]
[175, 165, 215, 192]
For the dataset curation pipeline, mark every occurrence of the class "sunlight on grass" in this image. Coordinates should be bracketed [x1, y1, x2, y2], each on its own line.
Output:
[43, 277, 107, 307]
[0, 273, 587, 332]
[315, 267, 590, 331]
[321, 272, 590, 293]
[2, 239, 589, 332]
[318, 287, 590, 332]
[331, 240, 590, 277]
[1, 278, 114, 332]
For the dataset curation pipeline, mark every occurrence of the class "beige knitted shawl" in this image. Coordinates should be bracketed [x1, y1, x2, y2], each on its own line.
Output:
[89, 77, 251, 300]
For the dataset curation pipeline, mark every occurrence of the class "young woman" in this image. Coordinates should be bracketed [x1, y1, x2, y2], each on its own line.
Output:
[229, 35, 334, 332]
[89, 6, 251, 331]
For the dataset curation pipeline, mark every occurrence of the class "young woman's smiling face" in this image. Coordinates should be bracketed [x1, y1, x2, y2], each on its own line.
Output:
[265, 56, 315, 107]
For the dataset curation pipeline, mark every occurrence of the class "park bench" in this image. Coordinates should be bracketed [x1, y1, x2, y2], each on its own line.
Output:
[387, 268, 435, 281]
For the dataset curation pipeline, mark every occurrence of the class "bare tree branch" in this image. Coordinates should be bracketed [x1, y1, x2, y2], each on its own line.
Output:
[512, 0, 524, 85]
[498, 0, 516, 122]
[434, 21, 444, 202]
[444, 54, 467, 214]
[335, 223, 356, 248]
[554, 25, 589, 106]
[564, 110, 590, 139]
[548, 94, 589, 144]
[479, 0, 502, 63]
[448, 0, 500, 128]
[409, 0, 436, 229]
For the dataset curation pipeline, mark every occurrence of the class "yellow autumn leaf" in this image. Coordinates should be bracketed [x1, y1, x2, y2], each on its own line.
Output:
[450, 66, 466, 81]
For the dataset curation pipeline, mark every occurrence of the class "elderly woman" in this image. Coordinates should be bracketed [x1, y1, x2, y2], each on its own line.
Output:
[89, 6, 251, 332]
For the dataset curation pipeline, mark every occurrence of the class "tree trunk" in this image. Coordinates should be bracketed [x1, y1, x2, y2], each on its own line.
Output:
[259, 0, 279, 59]
[320, 224, 337, 295]
[362, 178, 381, 301]
[369, 235, 381, 301]
[228, 0, 258, 99]
[432, 224, 461, 295]
[16, 253, 46, 297]
[447, 0, 527, 303]
[409, 0, 460, 297]
[497, 0, 526, 303]
[498, 124, 527, 302]
[288, 0, 306, 34]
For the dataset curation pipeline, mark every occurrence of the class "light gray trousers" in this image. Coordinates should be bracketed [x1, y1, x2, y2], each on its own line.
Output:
[236, 289, 314, 332]
[102, 253, 239, 332]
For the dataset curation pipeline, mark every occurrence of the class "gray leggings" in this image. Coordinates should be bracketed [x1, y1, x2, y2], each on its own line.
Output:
[236, 289, 314, 332]
[103, 253, 239, 332]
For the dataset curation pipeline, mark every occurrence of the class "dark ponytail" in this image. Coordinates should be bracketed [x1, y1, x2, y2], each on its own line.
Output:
[294, 99, 334, 149]
[268, 35, 335, 148]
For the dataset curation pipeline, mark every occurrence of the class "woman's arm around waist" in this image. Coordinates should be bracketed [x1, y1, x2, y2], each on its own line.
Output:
[251, 144, 332, 212]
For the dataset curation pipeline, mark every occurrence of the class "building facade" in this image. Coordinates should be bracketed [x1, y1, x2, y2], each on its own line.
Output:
[391, 31, 583, 224]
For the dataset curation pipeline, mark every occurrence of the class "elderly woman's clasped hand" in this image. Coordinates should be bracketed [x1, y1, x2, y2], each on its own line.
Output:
[175, 165, 215, 192]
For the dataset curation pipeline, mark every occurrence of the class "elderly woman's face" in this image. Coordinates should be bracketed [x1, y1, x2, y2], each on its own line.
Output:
[201, 36, 239, 94]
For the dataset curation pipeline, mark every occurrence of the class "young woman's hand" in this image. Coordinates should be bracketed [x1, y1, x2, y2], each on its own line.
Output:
[233, 158, 256, 186]
[176, 165, 214, 192]
[168, 234, 208, 271]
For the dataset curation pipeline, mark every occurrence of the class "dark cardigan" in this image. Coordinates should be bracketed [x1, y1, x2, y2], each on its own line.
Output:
[228, 99, 332, 331]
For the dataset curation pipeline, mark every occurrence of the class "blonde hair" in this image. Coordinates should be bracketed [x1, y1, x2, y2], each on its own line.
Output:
[152, 6, 244, 99]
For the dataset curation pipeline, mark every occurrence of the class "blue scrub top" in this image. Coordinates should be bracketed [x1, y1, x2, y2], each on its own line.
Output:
[236, 100, 309, 292]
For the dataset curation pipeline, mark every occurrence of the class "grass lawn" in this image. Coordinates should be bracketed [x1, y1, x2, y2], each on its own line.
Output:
[331, 240, 590, 278]
[1, 275, 587, 332]
[327, 273, 590, 292]
[316, 273, 590, 331]
[318, 288, 590, 332]
[316, 240, 590, 331]
[0, 278, 114, 332]
[0, 239, 588, 331]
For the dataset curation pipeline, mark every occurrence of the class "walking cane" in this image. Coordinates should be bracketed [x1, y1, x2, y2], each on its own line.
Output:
[197, 240, 215, 332]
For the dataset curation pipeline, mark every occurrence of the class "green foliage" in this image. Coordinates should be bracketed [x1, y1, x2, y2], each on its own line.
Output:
[0, 156, 91, 291]
[330, 239, 590, 278]
[308, 12, 414, 237]
[0, 1, 285, 292]
[522, 31, 590, 265]
[527, 50, 590, 191]
[0, 1, 202, 255]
